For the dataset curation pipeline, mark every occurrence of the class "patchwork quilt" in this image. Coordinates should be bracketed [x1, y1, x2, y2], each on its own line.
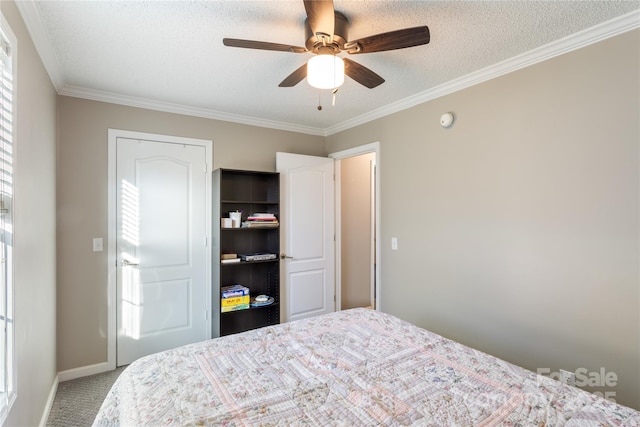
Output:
[94, 308, 639, 426]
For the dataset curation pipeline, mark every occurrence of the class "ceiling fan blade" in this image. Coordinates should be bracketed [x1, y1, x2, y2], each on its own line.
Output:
[304, 0, 335, 41]
[223, 38, 307, 53]
[345, 26, 430, 54]
[343, 58, 384, 89]
[279, 63, 308, 87]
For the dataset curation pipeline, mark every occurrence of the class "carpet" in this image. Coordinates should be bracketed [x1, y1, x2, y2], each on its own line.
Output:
[46, 366, 126, 427]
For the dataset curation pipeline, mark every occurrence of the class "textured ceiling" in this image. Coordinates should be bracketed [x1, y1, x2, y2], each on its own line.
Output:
[20, 1, 640, 135]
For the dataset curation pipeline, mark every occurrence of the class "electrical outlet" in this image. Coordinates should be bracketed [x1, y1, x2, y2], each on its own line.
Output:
[559, 369, 576, 386]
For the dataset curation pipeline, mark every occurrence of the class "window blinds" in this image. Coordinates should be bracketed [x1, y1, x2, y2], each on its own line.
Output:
[0, 26, 13, 404]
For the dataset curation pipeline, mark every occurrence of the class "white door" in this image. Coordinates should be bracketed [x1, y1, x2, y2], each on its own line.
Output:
[277, 152, 335, 322]
[116, 137, 209, 365]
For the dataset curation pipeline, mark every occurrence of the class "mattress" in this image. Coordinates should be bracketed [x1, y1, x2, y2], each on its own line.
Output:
[94, 308, 639, 426]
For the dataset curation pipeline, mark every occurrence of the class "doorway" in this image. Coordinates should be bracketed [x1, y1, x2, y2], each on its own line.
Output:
[278, 143, 380, 321]
[330, 142, 380, 312]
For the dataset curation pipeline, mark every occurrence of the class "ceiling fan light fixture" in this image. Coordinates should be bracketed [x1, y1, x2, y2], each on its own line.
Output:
[307, 55, 344, 90]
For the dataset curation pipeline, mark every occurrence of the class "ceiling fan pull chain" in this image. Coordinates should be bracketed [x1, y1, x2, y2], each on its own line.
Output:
[332, 88, 338, 107]
[317, 90, 323, 111]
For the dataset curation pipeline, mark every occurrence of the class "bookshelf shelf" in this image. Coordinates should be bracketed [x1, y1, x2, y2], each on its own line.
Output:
[220, 200, 277, 204]
[221, 258, 279, 265]
[221, 301, 279, 315]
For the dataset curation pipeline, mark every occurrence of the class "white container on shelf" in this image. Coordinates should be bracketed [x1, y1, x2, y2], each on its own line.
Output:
[229, 211, 242, 228]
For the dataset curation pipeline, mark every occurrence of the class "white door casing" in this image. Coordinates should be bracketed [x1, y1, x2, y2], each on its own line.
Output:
[109, 130, 211, 367]
[277, 152, 335, 322]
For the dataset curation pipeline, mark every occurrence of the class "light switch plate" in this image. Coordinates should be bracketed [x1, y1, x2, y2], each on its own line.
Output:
[93, 237, 103, 252]
[391, 237, 398, 250]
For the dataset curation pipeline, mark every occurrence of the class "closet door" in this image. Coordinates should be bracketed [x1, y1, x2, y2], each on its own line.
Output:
[116, 136, 208, 366]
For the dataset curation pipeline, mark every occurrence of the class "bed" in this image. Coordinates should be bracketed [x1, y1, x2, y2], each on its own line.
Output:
[94, 308, 639, 426]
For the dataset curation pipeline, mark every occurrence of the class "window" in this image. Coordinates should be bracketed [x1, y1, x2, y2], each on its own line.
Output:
[0, 13, 15, 423]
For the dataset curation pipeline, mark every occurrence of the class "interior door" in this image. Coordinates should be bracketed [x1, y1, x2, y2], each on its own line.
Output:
[277, 152, 335, 322]
[116, 137, 209, 365]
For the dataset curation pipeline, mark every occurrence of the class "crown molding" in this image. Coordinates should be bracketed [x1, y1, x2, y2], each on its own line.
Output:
[16, 2, 639, 137]
[324, 9, 640, 136]
[15, 0, 64, 92]
[59, 85, 326, 136]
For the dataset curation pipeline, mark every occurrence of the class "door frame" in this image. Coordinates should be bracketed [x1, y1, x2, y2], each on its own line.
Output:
[106, 129, 213, 370]
[329, 141, 381, 312]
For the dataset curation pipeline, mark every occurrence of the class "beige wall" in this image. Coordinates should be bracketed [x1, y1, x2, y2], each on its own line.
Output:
[341, 153, 374, 309]
[56, 97, 325, 371]
[327, 30, 640, 409]
[1, 1, 58, 426]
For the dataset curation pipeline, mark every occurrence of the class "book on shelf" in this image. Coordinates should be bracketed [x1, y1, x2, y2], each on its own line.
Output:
[242, 221, 279, 228]
[247, 213, 278, 221]
[250, 213, 276, 218]
[242, 212, 279, 228]
[239, 253, 277, 262]
[221, 253, 240, 263]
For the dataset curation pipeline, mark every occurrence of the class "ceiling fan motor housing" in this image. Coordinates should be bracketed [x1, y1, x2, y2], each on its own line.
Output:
[305, 11, 349, 53]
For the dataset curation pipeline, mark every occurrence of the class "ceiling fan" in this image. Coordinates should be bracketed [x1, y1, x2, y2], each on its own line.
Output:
[222, 0, 430, 90]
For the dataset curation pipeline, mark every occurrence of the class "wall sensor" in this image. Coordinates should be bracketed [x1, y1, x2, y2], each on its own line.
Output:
[440, 112, 455, 128]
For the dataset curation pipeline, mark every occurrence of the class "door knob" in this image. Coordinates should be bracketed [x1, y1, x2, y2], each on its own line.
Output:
[121, 260, 140, 267]
[280, 253, 293, 260]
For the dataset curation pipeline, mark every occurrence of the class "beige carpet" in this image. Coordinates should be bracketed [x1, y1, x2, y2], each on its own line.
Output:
[46, 367, 126, 427]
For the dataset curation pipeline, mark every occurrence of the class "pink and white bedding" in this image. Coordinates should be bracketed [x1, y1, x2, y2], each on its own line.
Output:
[94, 308, 639, 426]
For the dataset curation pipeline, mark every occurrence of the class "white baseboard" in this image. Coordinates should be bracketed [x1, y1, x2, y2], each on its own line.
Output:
[57, 362, 110, 382]
[39, 375, 59, 427]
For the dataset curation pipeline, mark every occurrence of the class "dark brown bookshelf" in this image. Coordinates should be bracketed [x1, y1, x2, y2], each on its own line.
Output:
[212, 169, 280, 337]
